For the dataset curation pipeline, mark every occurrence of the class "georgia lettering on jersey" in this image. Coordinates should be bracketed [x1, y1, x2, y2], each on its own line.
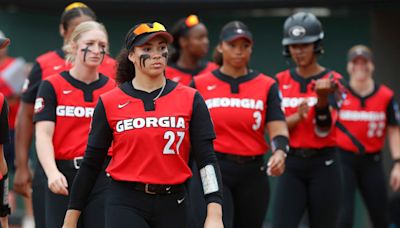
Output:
[101, 83, 197, 184]
[276, 69, 342, 149]
[337, 84, 397, 153]
[193, 70, 275, 156]
[33, 72, 116, 160]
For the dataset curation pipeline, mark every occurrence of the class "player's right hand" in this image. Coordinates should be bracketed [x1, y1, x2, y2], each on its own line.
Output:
[62, 209, 81, 228]
[13, 165, 32, 197]
[48, 170, 69, 195]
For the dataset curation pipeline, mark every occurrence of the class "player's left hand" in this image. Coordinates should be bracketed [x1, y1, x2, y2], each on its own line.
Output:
[267, 150, 286, 176]
[204, 215, 224, 228]
[390, 163, 400, 192]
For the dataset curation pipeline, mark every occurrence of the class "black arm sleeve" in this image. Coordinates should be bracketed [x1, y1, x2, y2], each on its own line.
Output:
[33, 80, 57, 123]
[0, 100, 9, 144]
[266, 83, 285, 122]
[386, 96, 400, 126]
[68, 99, 113, 210]
[189, 92, 223, 205]
[21, 61, 43, 104]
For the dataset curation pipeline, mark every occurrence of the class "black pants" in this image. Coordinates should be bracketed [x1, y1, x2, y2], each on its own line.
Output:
[338, 150, 389, 228]
[271, 149, 341, 228]
[45, 158, 110, 228]
[32, 161, 47, 228]
[105, 180, 188, 228]
[188, 154, 269, 228]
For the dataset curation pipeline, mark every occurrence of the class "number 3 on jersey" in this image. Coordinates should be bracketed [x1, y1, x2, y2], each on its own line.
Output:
[252, 111, 262, 130]
[163, 131, 185, 154]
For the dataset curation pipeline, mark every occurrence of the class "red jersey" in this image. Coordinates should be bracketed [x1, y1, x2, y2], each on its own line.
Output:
[102, 82, 197, 184]
[165, 61, 218, 86]
[193, 70, 279, 156]
[337, 84, 398, 153]
[22, 49, 116, 104]
[0, 57, 26, 129]
[276, 69, 342, 149]
[33, 72, 116, 160]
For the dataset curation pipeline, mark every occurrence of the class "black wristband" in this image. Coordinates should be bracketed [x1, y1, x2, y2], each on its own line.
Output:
[394, 158, 400, 164]
[271, 135, 290, 154]
[0, 173, 10, 217]
[315, 105, 332, 128]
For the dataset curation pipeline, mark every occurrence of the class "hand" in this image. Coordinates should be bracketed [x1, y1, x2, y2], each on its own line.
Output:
[297, 100, 309, 120]
[13, 165, 32, 197]
[0, 216, 9, 228]
[204, 203, 223, 228]
[267, 150, 286, 176]
[314, 78, 336, 98]
[48, 170, 69, 195]
[62, 210, 81, 228]
[390, 163, 400, 192]
[204, 215, 224, 228]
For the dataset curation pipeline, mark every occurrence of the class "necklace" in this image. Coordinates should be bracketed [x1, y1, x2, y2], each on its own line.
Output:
[153, 77, 166, 102]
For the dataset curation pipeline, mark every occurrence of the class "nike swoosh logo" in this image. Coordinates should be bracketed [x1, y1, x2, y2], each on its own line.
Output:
[207, 85, 217, 91]
[63, 90, 73, 94]
[325, 160, 334, 166]
[283, 85, 291, 90]
[53, 65, 63, 71]
[177, 197, 185, 204]
[118, 101, 130, 109]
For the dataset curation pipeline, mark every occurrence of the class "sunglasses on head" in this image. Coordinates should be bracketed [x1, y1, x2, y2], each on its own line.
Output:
[185, 15, 200, 28]
[133, 22, 167, 36]
[64, 2, 88, 12]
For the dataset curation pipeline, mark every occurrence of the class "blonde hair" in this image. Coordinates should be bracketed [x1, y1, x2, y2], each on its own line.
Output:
[63, 21, 109, 63]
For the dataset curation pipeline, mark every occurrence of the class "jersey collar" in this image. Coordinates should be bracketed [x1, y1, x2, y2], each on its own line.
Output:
[212, 68, 259, 94]
[119, 78, 177, 111]
[168, 60, 209, 76]
[290, 68, 330, 93]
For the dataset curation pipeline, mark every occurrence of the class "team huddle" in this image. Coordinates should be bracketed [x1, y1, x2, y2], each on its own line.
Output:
[0, 2, 398, 228]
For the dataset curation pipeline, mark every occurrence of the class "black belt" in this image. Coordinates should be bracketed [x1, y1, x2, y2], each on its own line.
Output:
[56, 157, 84, 170]
[216, 152, 263, 164]
[289, 147, 335, 158]
[56, 156, 111, 170]
[127, 182, 184, 195]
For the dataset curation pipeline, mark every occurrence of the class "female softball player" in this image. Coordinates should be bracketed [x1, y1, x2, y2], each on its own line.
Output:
[166, 14, 217, 85]
[13, 3, 115, 227]
[62, 21, 223, 228]
[0, 36, 11, 228]
[337, 45, 400, 228]
[34, 21, 116, 228]
[191, 21, 289, 228]
[271, 12, 343, 228]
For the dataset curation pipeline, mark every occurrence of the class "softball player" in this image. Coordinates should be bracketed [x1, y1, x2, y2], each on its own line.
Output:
[191, 21, 289, 228]
[337, 45, 400, 228]
[271, 12, 343, 228]
[62, 21, 223, 228]
[166, 14, 217, 85]
[34, 21, 115, 228]
[13, 3, 115, 227]
[0, 36, 11, 228]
